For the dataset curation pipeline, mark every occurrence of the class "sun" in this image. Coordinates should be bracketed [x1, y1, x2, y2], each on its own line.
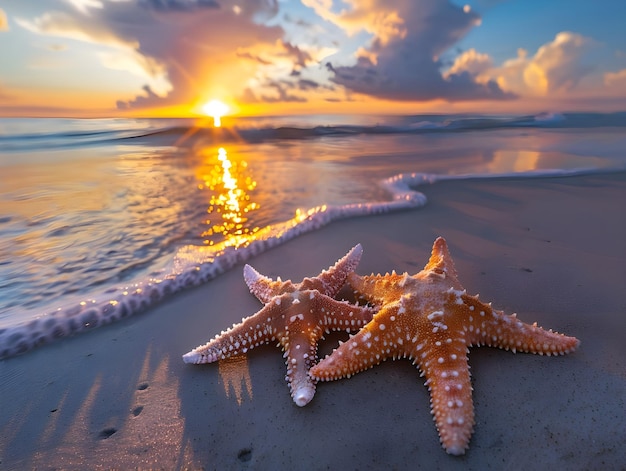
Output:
[202, 99, 229, 127]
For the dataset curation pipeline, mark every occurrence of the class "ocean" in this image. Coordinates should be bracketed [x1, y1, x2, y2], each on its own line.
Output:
[1, 112, 625, 358]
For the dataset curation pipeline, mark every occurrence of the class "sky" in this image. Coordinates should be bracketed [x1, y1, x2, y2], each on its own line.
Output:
[1, 0, 625, 117]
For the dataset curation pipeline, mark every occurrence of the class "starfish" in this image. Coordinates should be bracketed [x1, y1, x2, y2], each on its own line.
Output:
[310, 237, 580, 455]
[183, 244, 375, 406]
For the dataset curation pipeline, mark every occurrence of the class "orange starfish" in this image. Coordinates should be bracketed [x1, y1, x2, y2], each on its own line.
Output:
[183, 244, 375, 406]
[310, 237, 580, 455]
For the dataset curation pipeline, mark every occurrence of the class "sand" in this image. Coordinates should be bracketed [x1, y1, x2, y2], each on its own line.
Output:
[1, 172, 625, 470]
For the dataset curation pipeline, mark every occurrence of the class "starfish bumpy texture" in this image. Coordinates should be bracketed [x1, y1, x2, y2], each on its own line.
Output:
[183, 244, 375, 406]
[310, 237, 580, 455]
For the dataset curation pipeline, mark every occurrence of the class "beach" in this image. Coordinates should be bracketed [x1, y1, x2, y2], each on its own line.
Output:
[1, 172, 625, 470]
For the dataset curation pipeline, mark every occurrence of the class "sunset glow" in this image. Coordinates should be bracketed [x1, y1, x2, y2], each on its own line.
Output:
[201, 100, 229, 127]
[0, 1, 624, 117]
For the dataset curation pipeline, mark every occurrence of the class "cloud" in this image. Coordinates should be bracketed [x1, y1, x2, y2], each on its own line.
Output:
[138, 0, 220, 12]
[14, 1, 614, 113]
[16, 10, 138, 49]
[116, 84, 161, 109]
[99, 49, 172, 96]
[604, 69, 626, 92]
[302, 0, 405, 45]
[280, 40, 313, 69]
[17, 0, 285, 110]
[66, 0, 104, 15]
[298, 78, 319, 90]
[236, 50, 273, 65]
[248, 80, 308, 103]
[234, 36, 339, 103]
[316, 0, 513, 102]
[523, 32, 597, 94]
[283, 13, 313, 28]
[446, 49, 493, 78]
[0, 8, 9, 31]
[454, 32, 599, 97]
[237, 39, 315, 72]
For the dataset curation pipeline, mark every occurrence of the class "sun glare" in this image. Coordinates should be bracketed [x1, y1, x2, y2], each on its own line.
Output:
[202, 99, 229, 127]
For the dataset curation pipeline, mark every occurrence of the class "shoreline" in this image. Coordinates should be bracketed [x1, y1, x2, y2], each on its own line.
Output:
[1, 172, 625, 469]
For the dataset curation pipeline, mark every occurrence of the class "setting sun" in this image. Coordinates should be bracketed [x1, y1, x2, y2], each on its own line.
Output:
[202, 99, 229, 127]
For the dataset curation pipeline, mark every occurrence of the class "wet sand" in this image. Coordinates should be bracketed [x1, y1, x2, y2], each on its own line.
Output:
[1, 172, 625, 470]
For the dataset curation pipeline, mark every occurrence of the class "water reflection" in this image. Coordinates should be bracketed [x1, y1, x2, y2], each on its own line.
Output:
[196, 147, 260, 248]
[487, 149, 541, 173]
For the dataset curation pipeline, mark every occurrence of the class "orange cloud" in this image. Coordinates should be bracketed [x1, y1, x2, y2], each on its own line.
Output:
[302, 0, 406, 45]
[453, 32, 599, 97]
[12, 1, 290, 114]
[0, 8, 9, 31]
[446, 49, 493, 79]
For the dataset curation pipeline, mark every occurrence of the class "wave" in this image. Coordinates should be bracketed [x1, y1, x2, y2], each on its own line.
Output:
[82, 111, 626, 145]
[2, 112, 626, 153]
[0, 166, 613, 359]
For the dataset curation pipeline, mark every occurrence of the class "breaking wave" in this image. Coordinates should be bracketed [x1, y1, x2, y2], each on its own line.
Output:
[2, 112, 626, 153]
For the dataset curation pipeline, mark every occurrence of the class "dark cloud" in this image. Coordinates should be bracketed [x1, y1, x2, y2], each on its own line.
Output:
[329, 0, 515, 101]
[242, 76, 327, 103]
[117, 85, 160, 110]
[139, 0, 220, 11]
[258, 80, 307, 102]
[297, 78, 319, 90]
[280, 40, 312, 69]
[236, 41, 312, 75]
[236, 50, 273, 65]
[283, 13, 312, 28]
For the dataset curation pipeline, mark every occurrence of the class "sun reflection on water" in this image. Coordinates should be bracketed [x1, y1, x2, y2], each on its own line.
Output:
[197, 147, 260, 247]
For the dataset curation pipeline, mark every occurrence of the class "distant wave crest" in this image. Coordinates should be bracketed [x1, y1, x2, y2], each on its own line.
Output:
[2, 112, 626, 153]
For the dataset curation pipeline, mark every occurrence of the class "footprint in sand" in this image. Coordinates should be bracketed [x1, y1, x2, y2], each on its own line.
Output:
[98, 427, 117, 439]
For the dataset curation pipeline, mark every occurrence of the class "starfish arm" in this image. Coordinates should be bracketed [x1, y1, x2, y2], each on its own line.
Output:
[310, 293, 376, 333]
[281, 331, 319, 407]
[300, 244, 363, 296]
[348, 272, 409, 306]
[416, 339, 475, 455]
[460, 294, 580, 355]
[182, 301, 281, 364]
[310, 306, 401, 381]
[243, 264, 294, 304]
[423, 237, 460, 284]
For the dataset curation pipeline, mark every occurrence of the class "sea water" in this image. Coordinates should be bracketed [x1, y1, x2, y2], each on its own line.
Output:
[1, 112, 625, 357]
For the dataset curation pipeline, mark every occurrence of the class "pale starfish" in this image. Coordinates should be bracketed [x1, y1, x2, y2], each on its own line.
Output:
[310, 237, 580, 455]
[183, 244, 375, 406]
